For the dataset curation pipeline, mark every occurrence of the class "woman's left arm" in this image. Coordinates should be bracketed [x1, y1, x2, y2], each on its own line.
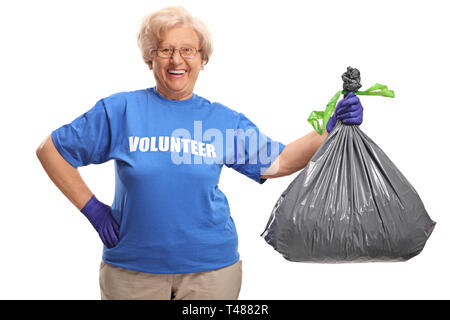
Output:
[262, 91, 363, 179]
[261, 129, 328, 179]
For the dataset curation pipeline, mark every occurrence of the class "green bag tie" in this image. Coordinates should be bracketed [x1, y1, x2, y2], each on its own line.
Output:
[307, 83, 395, 135]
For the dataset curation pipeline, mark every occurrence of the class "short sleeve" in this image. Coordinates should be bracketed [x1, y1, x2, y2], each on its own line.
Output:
[51, 99, 112, 168]
[225, 113, 285, 184]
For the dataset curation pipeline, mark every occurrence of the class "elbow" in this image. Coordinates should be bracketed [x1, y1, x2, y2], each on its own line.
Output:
[277, 153, 305, 177]
[277, 164, 297, 178]
[36, 144, 43, 158]
[36, 134, 51, 160]
[36, 145, 43, 160]
[262, 154, 294, 179]
[36, 141, 46, 159]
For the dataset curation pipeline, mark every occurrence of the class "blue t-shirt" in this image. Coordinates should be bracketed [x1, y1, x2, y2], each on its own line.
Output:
[52, 87, 285, 274]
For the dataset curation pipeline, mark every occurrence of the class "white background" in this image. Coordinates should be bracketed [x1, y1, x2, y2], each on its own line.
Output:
[1, 0, 449, 299]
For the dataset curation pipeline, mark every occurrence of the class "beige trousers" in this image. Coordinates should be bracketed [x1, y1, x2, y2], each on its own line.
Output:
[99, 260, 243, 300]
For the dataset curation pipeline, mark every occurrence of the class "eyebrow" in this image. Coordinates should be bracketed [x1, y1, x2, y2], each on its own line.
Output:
[159, 43, 197, 47]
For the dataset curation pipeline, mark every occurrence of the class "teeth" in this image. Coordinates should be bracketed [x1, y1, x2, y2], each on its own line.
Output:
[168, 70, 186, 74]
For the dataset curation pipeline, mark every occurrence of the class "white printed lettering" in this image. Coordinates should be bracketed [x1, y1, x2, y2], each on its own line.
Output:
[128, 135, 218, 161]
[150, 137, 158, 151]
[129, 136, 139, 152]
[159, 136, 169, 151]
[198, 142, 206, 157]
[170, 137, 181, 152]
[191, 140, 198, 155]
[206, 144, 216, 158]
[139, 137, 149, 152]
[180, 138, 190, 153]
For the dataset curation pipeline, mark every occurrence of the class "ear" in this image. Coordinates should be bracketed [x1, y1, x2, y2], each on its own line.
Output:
[149, 61, 153, 70]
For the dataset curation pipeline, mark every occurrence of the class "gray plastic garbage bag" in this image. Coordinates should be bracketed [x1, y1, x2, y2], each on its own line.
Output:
[262, 121, 436, 262]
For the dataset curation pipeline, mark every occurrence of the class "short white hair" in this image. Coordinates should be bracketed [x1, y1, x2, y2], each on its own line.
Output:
[137, 6, 213, 67]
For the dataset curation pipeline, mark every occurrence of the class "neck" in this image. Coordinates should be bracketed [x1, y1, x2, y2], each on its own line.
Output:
[156, 86, 193, 101]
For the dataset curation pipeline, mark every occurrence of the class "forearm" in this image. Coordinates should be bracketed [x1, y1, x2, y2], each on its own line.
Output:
[262, 129, 328, 178]
[282, 129, 328, 174]
[36, 134, 93, 210]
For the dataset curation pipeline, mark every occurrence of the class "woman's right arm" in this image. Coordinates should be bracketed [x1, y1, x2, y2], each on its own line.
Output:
[36, 134, 94, 210]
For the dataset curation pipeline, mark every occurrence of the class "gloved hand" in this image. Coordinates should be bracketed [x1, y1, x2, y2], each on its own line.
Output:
[80, 195, 120, 248]
[326, 92, 363, 133]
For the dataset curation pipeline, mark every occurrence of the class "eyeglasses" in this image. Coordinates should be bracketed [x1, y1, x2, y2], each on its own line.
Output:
[151, 47, 200, 59]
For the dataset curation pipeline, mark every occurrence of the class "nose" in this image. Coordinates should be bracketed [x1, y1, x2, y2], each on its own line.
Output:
[170, 49, 183, 64]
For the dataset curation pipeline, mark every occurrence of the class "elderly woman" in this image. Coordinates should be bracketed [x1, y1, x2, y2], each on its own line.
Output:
[36, 6, 363, 300]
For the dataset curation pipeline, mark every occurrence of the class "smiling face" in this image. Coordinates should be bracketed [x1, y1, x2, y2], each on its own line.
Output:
[150, 25, 204, 101]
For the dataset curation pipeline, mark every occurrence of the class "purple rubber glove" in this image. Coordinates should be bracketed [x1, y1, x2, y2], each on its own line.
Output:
[326, 92, 364, 133]
[80, 195, 119, 248]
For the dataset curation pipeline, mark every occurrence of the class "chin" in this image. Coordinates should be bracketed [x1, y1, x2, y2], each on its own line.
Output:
[167, 82, 189, 92]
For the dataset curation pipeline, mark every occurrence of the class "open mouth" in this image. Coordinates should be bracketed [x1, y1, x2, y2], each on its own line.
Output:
[167, 69, 187, 78]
